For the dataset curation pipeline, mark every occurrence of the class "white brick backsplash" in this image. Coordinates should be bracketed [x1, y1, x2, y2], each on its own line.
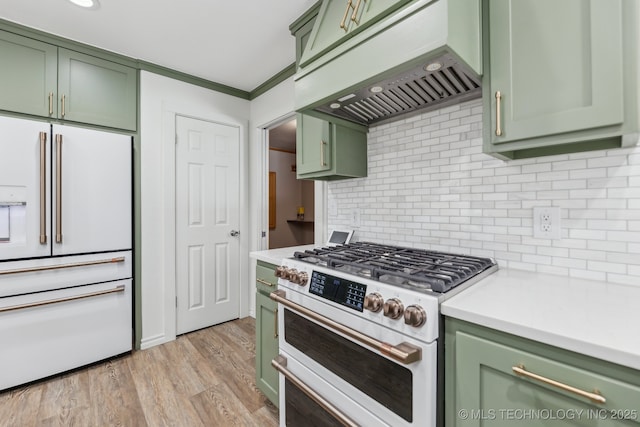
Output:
[327, 98, 640, 285]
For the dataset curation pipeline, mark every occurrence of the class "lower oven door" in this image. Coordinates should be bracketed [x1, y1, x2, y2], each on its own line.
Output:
[272, 289, 437, 427]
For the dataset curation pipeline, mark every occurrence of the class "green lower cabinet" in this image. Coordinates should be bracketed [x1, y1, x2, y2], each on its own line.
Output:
[483, 0, 639, 159]
[255, 261, 279, 406]
[296, 113, 367, 180]
[445, 319, 640, 426]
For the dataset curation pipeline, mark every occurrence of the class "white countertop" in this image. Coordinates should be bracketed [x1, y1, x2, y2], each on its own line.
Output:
[249, 245, 316, 266]
[441, 268, 640, 371]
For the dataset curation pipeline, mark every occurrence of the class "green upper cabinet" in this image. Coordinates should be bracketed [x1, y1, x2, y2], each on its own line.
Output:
[0, 32, 57, 118]
[0, 30, 137, 131]
[58, 49, 137, 131]
[483, 0, 640, 159]
[299, 0, 411, 68]
[296, 113, 367, 180]
[445, 319, 640, 427]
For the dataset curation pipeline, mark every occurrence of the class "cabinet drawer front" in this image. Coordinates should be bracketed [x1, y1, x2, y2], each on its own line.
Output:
[0, 279, 132, 390]
[456, 332, 640, 425]
[0, 250, 132, 297]
[257, 263, 278, 293]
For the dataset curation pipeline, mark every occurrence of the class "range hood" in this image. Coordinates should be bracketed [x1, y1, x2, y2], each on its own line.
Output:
[294, 0, 482, 127]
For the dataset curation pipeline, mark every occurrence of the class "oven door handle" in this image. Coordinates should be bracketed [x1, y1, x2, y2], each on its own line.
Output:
[272, 355, 360, 427]
[270, 289, 422, 364]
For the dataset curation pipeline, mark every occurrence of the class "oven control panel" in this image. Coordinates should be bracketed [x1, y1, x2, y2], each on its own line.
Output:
[308, 271, 367, 312]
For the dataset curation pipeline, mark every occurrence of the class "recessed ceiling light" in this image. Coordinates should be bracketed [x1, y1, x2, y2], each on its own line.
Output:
[68, 0, 100, 9]
[370, 86, 383, 93]
[425, 62, 442, 72]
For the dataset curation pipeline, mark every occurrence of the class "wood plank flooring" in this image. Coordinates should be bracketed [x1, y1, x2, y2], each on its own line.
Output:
[0, 317, 278, 427]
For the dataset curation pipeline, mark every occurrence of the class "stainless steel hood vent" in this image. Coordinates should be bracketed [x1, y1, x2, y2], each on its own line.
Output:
[315, 54, 481, 126]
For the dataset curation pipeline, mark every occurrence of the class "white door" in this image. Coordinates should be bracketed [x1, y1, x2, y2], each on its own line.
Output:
[0, 116, 51, 260]
[51, 125, 132, 256]
[175, 116, 241, 335]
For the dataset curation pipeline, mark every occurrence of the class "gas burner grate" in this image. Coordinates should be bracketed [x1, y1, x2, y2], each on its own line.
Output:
[293, 242, 496, 294]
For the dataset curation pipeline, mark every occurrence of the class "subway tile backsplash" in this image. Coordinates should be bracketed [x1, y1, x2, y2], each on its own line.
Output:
[327, 98, 640, 285]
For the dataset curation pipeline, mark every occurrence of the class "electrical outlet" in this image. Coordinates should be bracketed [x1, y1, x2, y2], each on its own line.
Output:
[533, 206, 561, 239]
[349, 208, 361, 228]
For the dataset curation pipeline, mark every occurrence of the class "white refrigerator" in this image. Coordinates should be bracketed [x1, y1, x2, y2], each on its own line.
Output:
[0, 115, 133, 390]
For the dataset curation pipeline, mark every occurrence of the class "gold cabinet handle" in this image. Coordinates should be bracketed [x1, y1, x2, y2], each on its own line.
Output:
[0, 256, 125, 276]
[351, 0, 365, 24]
[272, 355, 358, 427]
[55, 134, 63, 244]
[512, 365, 606, 404]
[48, 92, 54, 116]
[0, 285, 125, 314]
[340, 0, 354, 31]
[321, 140, 327, 167]
[270, 289, 421, 364]
[257, 278, 275, 287]
[274, 308, 278, 339]
[39, 132, 47, 244]
[495, 91, 502, 136]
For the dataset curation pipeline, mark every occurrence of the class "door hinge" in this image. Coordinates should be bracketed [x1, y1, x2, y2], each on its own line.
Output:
[175, 296, 178, 307]
[261, 231, 266, 238]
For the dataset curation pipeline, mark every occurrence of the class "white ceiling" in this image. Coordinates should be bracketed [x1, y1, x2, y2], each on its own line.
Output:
[0, 0, 318, 92]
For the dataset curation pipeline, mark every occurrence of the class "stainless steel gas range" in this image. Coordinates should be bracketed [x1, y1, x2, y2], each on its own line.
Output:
[270, 242, 498, 427]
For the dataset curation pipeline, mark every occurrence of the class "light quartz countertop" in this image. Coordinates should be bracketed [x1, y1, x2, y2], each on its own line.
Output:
[249, 245, 316, 266]
[441, 268, 640, 371]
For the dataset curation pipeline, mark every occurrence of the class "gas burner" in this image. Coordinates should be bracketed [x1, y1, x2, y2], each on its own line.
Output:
[293, 241, 496, 294]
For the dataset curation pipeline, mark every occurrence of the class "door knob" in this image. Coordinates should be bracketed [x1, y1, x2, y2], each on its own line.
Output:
[230, 230, 240, 237]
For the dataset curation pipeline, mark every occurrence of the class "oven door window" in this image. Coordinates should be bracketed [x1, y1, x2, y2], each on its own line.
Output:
[284, 309, 413, 422]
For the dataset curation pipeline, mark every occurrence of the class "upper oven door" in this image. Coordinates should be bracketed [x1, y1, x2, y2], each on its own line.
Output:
[273, 288, 437, 427]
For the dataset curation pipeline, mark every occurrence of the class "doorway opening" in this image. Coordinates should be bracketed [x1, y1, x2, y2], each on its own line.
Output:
[267, 117, 314, 249]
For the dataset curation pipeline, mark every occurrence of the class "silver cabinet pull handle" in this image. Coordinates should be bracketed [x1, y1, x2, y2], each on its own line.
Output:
[55, 134, 63, 243]
[0, 257, 125, 276]
[271, 355, 358, 427]
[256, 278, 275, 287]
[61, 94, 66, 117]
[39, 132, 47, 244]
[495, 91, 502, 136]
[270, 289, 421, 364]
[512, 365, 606, 404]
[0, 285, 125, 314]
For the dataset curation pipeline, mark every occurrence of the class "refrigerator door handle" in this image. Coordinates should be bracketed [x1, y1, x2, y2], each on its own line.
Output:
[39, 132, 47, 244]
[55, 134, 63, 244]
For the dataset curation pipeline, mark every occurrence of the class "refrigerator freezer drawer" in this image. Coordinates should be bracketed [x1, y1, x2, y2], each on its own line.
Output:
[0, 279, 132, 391]
[0, 250, 132, 297]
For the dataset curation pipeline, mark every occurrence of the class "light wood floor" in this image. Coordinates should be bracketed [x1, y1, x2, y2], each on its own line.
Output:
[0, 317, 278, 427]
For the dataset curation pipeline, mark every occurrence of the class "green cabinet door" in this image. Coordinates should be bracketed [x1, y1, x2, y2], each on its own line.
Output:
[0, 32, 57, 118]
[296, 113, 367, 180]
[299, 0, 411, 67]
[445, 319, 640, 427]
[255, 261, 279, 406]
[58, 49, 137, 131]
[483, 0, 630, 159]
[255, 289, 279, 406]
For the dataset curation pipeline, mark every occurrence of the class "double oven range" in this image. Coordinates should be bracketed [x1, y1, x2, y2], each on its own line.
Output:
[271, 241, 497, 427]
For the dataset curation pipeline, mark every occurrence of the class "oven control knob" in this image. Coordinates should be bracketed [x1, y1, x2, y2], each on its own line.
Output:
[275, 266, 287, 279]
[286, 268, 299, 281]
[364, 292, 384, 312]
[383, 298, 404, 320]
[290, 270, 308, 285]
[404, 305, 426, 327]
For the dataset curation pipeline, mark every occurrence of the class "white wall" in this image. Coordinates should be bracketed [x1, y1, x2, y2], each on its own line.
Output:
[139, 71, 250, 349]
[328, 98, 640, 286]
